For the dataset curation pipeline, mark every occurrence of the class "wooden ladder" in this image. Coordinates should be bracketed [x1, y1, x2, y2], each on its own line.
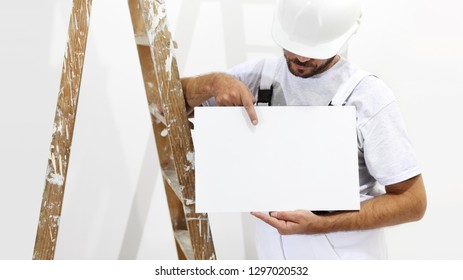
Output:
[33, 0, 216, 260]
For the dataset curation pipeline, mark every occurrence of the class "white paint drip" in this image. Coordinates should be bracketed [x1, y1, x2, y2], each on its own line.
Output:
[47, 173, 64, 186]
[58, 154, 63, 177]
[186, 217, 209, 237]
[51, 215, 61, 227]
[47, 202, 55, 210]
[146, 1, 167, 45]
[149, 103, 163, 118]
[199, 219, 202, 237]
[144, 0, 176, 87]
[160, 128, 168, 137]
[86, 3, 90, 25]
[50, 153, 57, 174]
[70, 83, 74, 105]
[153, 2, 167, 31]
[184, 199, 194, 206]
[165, 52, 173, 80]
[54, 120, 65, 137]
[186, 151, 195, 170]
[74, 14, 78, 31]
[68, 65, 73, 92]
[49, 227, 54, 243]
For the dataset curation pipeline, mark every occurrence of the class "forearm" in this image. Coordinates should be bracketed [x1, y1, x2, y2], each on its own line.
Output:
[319, 175, 427, 233]
[181, 72, 259, 123]
[253, 175, 427, 235]
[181, 73, 220, 110]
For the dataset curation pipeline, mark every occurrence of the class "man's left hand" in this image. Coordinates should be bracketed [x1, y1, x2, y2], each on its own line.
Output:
[251, 210, 326, 235]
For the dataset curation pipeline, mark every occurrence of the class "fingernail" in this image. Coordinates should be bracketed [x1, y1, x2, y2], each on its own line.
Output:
[252, 119, 258, 125]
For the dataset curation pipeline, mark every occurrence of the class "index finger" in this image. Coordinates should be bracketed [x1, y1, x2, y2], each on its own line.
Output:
[241, 91, 258, 125]
[251, 211, 285, 229]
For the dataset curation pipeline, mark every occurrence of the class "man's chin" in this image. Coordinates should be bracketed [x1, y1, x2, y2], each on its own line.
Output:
[290, 67, 316, 78]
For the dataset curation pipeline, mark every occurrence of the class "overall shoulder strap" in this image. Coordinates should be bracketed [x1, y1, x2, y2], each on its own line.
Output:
[257, 57, 280, 106]
[260, 56, 280, 90]
[330, 69, 374, 106]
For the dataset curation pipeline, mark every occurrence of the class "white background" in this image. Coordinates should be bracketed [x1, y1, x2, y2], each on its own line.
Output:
[1, 0, 462, 259]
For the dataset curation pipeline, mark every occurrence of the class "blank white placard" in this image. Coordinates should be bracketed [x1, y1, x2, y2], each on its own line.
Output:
[194, 106, 360, 213]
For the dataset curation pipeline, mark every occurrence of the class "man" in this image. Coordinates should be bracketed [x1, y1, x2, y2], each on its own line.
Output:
[181, 0, 426, 259]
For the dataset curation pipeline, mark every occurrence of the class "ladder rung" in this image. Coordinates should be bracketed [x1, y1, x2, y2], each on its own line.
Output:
[136, 34, 178, 49]
[174, 230, 194, 260]
[162, 169, 184, 200]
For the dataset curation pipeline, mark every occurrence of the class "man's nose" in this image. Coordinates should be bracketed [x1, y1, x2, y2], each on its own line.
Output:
[295, 55, 312, 63]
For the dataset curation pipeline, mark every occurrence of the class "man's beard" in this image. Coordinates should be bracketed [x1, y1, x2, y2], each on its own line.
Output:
[285, 55, 336, 78]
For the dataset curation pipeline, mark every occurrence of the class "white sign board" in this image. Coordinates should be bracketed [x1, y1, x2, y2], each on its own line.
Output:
[194, 106, 360, 213]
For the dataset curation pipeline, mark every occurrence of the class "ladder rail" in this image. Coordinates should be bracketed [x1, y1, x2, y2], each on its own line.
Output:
[33, 0, 93, 260]
[129, 0, 216, 260]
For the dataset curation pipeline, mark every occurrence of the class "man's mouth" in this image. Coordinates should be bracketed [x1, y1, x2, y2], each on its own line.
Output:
[292, 60, 314, 68]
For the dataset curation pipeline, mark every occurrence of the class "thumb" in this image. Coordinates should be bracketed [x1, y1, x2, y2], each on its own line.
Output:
[270, 211, 297, 222]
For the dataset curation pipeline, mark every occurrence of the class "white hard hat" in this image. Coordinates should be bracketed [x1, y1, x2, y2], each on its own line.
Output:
[272, 0, 363, 59]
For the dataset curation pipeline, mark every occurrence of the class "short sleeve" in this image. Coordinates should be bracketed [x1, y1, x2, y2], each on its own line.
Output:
[360, 101, 421, 185]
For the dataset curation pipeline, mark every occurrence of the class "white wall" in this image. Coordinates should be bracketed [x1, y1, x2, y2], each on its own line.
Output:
[1, 0, 462, 259]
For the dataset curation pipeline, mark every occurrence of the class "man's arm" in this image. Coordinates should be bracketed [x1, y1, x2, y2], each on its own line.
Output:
[181, 73, 258, 124]
[252, 174, 426, 235]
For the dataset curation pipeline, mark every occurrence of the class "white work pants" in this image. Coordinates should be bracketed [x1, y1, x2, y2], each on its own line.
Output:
[255, 219, 388, 260]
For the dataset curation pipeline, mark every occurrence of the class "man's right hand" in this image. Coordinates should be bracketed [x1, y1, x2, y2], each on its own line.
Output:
[210, 74, 258, 125]
[182, 73, 259, 125]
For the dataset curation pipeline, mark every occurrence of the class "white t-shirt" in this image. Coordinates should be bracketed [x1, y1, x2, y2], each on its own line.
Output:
[203, 56, 421, 259]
